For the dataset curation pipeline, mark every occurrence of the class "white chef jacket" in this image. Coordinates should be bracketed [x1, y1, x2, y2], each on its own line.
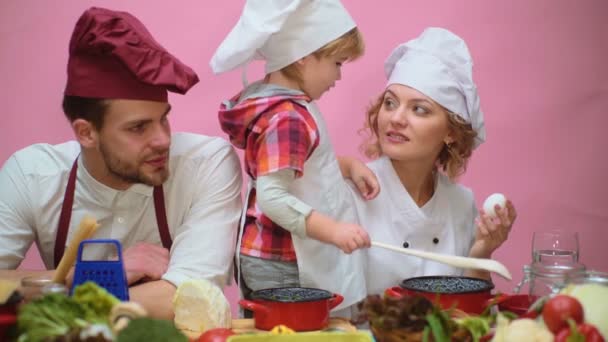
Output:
[0, 132, 242, 288]
[352, 156, 477, 295]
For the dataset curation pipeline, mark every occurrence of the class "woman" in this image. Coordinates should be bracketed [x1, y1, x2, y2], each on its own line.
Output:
[354, 27, 517, 295]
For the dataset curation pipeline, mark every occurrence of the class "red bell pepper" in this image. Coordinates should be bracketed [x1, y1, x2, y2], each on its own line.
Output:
[555, 322, 605, 342]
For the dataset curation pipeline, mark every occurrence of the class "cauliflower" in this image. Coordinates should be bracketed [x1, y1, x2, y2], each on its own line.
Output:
[492, 316, 553, 342]
[561, 283, 608, 339]
[172, 279, 232, 335]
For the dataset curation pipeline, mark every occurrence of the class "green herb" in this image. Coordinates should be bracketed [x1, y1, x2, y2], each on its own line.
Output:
[455, 316, 491, 342]
[426, 310, 450, 342]
[17, 293, 89, 342]
[422, 326, 431, 342]
[116, 318, 188, 342]
[72, 281, 120, 324]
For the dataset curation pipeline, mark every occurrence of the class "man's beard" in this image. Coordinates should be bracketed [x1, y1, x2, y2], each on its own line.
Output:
[99, 142, 169, 187]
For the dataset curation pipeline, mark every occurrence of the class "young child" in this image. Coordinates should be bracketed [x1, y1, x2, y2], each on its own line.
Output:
[210, 0, 376, 313]
[354, 27, 517, 295]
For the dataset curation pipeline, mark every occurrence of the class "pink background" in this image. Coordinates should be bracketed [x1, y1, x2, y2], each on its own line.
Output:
[1, 1, 607, 316]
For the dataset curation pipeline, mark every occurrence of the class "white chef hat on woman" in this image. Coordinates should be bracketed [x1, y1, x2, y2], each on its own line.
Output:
[210, 0, 356, 75]
[385, 27, 486, 148]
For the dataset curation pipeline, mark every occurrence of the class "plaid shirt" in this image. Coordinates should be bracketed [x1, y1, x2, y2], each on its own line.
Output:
[219, 93, 320, 261]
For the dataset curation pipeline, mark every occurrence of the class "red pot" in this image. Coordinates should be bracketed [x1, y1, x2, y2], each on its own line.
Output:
[492, 293, 539, 318]
[239, 287, 344, 331]
[385, 276, 494, 315]
[0, 292, 20, 341]
[0, 314, 17, 341]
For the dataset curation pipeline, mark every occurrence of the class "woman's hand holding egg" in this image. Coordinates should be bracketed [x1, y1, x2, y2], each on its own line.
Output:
[469, 193, 517, 259]
[483, 193, 507, 218]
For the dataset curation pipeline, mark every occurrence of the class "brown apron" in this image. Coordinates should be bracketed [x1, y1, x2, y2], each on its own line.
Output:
[53, 159, 172, 267]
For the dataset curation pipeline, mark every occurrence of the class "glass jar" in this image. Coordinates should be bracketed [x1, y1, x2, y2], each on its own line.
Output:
[20, 276, 67, 303]
[513, 264, 532, 294]
[20, 275, 53, 303]
[41, 283, 68, 296]
[513, 262, 587, 296]
[564, 270, 608, 286]
[528, 262, 586, 297]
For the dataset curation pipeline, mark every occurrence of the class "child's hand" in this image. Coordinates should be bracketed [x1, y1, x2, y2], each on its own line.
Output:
[337, 156, 380, 200]
[351, 163, 380, 200]
[330, 223, 371, 254]
[469, 199, 517, 258]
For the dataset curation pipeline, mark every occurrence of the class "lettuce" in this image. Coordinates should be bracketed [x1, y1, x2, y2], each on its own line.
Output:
[17, 293, 89, 342]
[72, 281, 120, 324]
[116, 318, 188, 342]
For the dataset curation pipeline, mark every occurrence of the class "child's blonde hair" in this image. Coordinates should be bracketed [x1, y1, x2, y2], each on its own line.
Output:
[279, 28, 365, 86]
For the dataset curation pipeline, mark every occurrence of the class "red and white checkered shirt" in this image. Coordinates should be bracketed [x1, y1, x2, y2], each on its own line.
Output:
[219, 92, 320, 261]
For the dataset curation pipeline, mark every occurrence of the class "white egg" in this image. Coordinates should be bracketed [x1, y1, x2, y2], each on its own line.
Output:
[483, 193, 507, 218]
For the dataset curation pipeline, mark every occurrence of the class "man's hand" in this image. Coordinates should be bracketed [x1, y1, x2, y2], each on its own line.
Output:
[122, 242, 170, 285]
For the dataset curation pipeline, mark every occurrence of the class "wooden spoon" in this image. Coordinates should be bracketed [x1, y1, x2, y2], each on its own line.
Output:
[371, 241, 512, 280]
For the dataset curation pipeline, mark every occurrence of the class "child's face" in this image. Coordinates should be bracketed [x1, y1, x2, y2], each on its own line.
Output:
[376, 84, 452, 164]
[299, 53, 348, 100]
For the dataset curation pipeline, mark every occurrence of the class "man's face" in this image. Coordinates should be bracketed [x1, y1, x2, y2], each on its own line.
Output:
[96, 99, 172, 188]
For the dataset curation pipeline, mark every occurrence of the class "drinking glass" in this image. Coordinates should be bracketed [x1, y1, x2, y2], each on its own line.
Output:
[531, 230, 579, 266]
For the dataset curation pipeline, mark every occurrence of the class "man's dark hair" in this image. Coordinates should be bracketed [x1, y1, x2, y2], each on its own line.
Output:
[62, 95, 108, 130]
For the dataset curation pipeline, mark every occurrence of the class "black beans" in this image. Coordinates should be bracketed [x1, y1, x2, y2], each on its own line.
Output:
[252, 287, 332, 302]
[401, 276, 493, 294]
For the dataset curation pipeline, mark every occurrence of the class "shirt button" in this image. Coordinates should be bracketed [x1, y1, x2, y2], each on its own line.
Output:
[433, 237, 439, 244]
[402, 241, 410, 248]
[117, 217, 125, 224]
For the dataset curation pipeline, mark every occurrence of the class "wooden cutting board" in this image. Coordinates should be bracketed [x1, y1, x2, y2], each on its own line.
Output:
[231, 317, 357, 334]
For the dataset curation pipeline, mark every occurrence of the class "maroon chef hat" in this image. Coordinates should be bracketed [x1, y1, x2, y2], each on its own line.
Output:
[64, 7, 199, 102]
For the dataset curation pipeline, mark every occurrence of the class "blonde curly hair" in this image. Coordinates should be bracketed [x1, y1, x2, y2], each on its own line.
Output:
[360, 91, 478, 180]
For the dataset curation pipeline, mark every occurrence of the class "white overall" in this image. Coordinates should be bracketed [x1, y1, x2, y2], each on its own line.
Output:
[235, 100, 367, 313]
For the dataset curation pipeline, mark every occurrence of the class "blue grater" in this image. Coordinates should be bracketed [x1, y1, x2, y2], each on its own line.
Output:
[71, 239, 129, 301]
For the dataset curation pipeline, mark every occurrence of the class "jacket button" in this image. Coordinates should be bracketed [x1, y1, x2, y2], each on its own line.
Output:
[433, 237, 439, 244]
[402, 241, 409, 248]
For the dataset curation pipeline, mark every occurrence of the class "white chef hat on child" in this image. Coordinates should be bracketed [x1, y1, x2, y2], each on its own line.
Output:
[210, 0, 356, 75]
[385, 27, 486, 148]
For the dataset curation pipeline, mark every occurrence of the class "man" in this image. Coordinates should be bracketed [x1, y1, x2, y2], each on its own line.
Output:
[0, 7, 242, 319]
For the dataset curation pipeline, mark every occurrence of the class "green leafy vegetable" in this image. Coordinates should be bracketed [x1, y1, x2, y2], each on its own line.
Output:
[17, 293, 89, 342]
[456, 316, 491, 342]
[72, 281, 120, 324]
[116, 317, 188, 342]
[425, 310, 450, 342]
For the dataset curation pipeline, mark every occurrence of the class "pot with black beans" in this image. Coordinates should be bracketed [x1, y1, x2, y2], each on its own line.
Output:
[239, 287, 344, 331]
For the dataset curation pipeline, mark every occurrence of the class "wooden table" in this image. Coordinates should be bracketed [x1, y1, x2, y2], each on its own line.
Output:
[231, 318, 357, 334]
[181, 318, 357, 340]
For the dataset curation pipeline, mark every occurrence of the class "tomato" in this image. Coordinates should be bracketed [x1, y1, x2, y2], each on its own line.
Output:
[555, 323, 606, 342]
[197, 328, 236, 342]
[542, 295, 584, 333]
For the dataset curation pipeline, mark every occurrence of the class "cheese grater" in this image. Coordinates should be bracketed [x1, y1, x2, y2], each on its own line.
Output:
[70, 239, 129, 301]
